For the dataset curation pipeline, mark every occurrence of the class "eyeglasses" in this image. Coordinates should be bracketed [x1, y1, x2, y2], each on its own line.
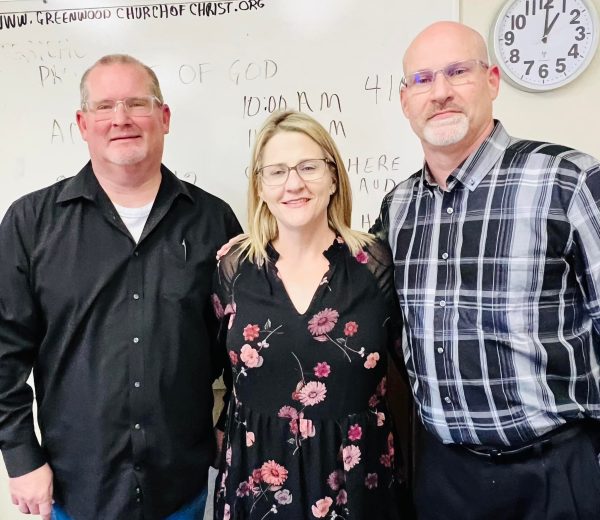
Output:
[401, 59, 489, 92]
[257, 158, 332, 186]
[82, 95, 162, 121]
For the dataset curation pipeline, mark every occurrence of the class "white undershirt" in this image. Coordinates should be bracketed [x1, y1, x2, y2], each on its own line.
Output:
[113, 200, 154, 243]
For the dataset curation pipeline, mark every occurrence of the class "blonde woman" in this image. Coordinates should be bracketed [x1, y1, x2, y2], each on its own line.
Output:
[211, 111, 406, 519]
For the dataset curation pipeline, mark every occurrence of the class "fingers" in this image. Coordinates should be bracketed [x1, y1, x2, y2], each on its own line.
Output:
[39, 500, 53, 520]
[17, 500, 31, 514]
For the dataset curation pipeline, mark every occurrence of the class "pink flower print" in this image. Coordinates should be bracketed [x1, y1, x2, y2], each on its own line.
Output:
[364, 352, 380, 369]
[260, 460, 288, 486]
[251, 468, 262, 483]
[377, 412, 385, 426]
[274, 489, 293, 505]
[347, 424, 362, 441]
[311, 496, 333, 518]
[377, 376, 387, 396]
[355, 250, 369, 264]
[246, 431, 255, 447]
[368, 394, 380, 408]
[387, 432, 395, 457]
[344, 321, 359, 336]
[225, 303, 236, 329]
[342, 445, 361, 471]
[327, 470, 344, 491]
[223, 504, 230, 520]
[211, 294, 224, 319]
[240, 344, 263, 368]
[379, 453, 392, 468]
[236, 480, 252, 497]
[365, 473, 378, 489]
[298, 381, 327, 406]
[308, 308, 339, 336]
[243, 323, 260, 341]
[336, 489, 348, 505]
[299, 415, 316, 439]
[228, 350, 238, 365]
[225, 446, 232, 465]
[278, 406, 299, 420]
[291, 381, 304, 401]
[313, 362, 331, 378]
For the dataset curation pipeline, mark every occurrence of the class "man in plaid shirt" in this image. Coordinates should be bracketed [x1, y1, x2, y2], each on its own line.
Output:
[372, 21, 600, 519]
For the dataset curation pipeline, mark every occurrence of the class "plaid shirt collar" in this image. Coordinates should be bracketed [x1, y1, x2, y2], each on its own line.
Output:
[422, 120, 512, 192]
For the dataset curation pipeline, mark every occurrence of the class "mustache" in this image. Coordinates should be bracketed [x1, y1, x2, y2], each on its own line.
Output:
[426, 104, 464, 119]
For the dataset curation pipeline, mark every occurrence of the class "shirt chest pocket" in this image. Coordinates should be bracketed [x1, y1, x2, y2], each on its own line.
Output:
[160, 241, 214, 304]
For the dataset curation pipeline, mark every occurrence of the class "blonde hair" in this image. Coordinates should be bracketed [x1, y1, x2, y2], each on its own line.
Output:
[240, 110, 372, 265]
[80, 54, 164, 106]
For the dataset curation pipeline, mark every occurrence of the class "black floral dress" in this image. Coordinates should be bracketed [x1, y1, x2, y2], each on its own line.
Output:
[211, 237, 404, 519]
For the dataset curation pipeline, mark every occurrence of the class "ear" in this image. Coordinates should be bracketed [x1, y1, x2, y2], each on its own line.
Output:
[161, 104, 171, 134]
[76, 110, 89, 142]
[487, 64, 501, 101]
[400, 87, 409, 118]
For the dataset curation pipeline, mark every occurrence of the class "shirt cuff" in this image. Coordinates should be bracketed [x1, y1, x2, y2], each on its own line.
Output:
[1, 440, 46, 478]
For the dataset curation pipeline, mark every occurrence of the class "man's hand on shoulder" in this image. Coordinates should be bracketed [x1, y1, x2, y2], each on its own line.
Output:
[9, 463, 54, 520]
[216, 233, 247, 260]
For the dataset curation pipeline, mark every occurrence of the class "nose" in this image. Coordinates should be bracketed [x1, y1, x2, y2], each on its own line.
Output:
[111, 101, 132, 125]
[284, 166, 305, 190]
[429, 71, 453, 102]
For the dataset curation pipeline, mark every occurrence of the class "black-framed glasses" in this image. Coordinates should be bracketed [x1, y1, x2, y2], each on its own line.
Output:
[82, 95, 162, 121]
[257, 158, 332, 186]
[401, 59, 489, 92]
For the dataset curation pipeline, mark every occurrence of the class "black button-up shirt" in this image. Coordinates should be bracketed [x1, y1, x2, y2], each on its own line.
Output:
[0, 163, 242, 519]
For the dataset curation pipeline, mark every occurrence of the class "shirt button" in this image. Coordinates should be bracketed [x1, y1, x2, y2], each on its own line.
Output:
[135, 487, 141, 494]
[133, 423, 141, 430]
[444, 396, 451, 404]
[133, 337, 140, 344]
[134, 251, 139, 257]
[134, 465, 141, 471]
[134, 381, 141, 388]
[133, 293, 140, 300]
[446, 207, 454, 214]
[439, 300, 446, 307]
[441, 252, 449, 260]
[136, 497, 142, 503]
[437, 347, 444, 354]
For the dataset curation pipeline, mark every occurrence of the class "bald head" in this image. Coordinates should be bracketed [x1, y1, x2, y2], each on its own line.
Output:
[403, 21, 489, 75]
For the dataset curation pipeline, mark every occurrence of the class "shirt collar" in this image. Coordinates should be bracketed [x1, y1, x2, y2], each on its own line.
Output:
[421, 120, 512, 192]
[56, 162, 194, 204]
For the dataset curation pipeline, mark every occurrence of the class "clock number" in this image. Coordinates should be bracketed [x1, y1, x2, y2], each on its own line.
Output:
[570, 9, 581, 24]
[538, 63, 549, 78]
[510, 49, 521, 63]
[524, 60, 535, 74]
[568, 43, 580, 58]
[504, 30, 515, 45]
[525, 0, 536, 15]
[511, 14, 527, 30]
[562, 0, 567, 12]
[555, 58, 566, 72]
[575, 25, 586, 41]
[542, 0, 554, 9]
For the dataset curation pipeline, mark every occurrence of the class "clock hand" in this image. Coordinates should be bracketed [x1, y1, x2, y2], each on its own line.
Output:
[542, 7, 551, 41]
[542, 11, 560, 42]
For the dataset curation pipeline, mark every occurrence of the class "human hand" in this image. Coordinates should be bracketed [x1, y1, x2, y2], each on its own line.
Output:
[9, 463, 54, 520]
[216, 234, 246, 260]
[214, 428, 225, 468]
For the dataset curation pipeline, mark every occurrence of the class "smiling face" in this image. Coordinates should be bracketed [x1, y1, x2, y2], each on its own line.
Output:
[258, 131, 336, 237]
[400, 22, 500, 155]
[76, 62, 170, 174]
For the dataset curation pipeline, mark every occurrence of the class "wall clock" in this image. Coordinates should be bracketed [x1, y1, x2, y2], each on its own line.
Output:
[491, 0, 599, 91]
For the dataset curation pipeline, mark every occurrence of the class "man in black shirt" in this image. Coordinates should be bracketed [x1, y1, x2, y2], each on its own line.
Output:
[0, 54, 241, 519]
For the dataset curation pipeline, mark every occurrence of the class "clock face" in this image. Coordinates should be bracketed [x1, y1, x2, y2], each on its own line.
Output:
[492, 0, 599, 91]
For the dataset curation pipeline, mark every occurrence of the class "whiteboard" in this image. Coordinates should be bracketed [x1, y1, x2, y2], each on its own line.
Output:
[0, 0, 458, 229]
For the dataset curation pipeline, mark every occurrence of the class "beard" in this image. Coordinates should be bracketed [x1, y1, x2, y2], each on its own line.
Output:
[423, 112, 469, 147]
[105, 144, 147, 166]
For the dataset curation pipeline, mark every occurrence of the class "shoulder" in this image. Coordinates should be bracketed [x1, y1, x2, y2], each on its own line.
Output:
[505, 139, 599, 174]
[361, 237, 393, 268]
